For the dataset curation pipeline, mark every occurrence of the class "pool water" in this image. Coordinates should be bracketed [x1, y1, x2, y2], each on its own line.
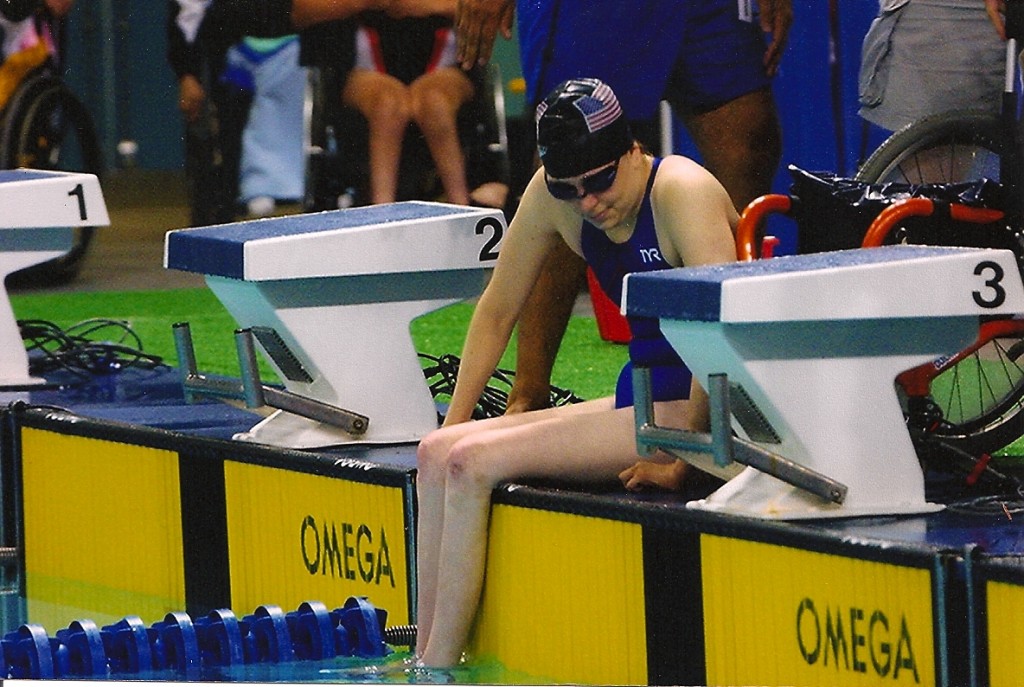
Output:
[210, 653, 539, 684]
[45, 653, 537, 684]
[0, 591, 549, 685]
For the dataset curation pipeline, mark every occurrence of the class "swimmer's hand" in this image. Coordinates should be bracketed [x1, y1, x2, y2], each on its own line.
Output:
[619, 460, 688, 492]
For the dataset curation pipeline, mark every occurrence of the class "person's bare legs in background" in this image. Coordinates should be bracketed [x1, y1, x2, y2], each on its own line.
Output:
[342, 69, 411, 204]
[410, 67, 475, 205]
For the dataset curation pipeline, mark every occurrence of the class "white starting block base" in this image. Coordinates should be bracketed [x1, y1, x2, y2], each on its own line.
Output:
[624, 246, 1024, 519]
[0, 226, 72, 386]
[166, 202, 505, 447]
[0, 170, 108, 387]
[205, 272, 483, 447]
[663, 318, 960, 519]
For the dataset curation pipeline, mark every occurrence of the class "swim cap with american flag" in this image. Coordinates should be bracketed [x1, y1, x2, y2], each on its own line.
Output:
[536, 78, 633, 179]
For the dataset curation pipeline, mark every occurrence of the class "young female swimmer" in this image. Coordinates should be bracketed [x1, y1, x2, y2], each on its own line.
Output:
[414, 77, 739, 667]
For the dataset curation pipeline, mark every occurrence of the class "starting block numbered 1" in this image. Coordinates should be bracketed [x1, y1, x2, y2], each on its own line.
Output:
[165, 201, 505, 447]
[624, 245, 1024, 519]
[0, 169, 108, 387]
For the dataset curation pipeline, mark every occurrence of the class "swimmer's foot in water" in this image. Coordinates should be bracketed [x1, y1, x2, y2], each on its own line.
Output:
[402, 653, 469, 684]
[374, 651, 417, 676]
[405, 664, 457, 684]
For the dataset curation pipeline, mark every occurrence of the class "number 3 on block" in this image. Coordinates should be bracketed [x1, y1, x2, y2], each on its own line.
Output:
[973, 260, 1007, 309]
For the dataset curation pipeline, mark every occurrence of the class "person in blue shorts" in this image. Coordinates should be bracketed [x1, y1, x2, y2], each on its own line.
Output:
[455, 0, 789, 428]
[414, 78, 738, 668]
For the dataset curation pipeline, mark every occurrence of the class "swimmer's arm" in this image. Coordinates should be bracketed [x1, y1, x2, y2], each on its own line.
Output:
[444, 171, 566, 424]
[652, 157, 738, 268]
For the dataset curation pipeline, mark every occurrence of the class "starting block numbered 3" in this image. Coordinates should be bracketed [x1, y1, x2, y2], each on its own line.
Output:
[0, 169, 108, 387]
[165, 201, 505, 448]
[624, 245, 1024, 519]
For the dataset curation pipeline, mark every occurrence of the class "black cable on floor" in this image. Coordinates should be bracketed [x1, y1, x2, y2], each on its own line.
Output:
[19, 318, 166, 378]
[420, 352, 583, 420]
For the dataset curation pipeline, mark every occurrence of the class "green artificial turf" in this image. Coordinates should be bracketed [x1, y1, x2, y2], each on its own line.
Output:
[10, 288, 628, 403]
[12, 287, 1024, 457]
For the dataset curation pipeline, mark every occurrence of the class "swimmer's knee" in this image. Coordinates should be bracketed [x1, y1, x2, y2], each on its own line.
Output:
[444, 436, 500, 492]
[417, 429, 503, 492]
[417, 430, 453, 482]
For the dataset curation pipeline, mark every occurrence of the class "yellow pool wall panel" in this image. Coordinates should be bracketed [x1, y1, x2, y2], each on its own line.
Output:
[701, 533, 935, 687]
[985, 578, 1024, 687]
[223, 461, 412, 624]
[12, 408, 1003, 687]
[20, 428, 186, 628]
[471, 504, 648, 685]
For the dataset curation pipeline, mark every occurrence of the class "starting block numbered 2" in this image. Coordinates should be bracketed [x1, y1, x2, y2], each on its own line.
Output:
[165, 201, 505, 447]
[0, 169, 108, 387]
[624, 245, 1024, 519]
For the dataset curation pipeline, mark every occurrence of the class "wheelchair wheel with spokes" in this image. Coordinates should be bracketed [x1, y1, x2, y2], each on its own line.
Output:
[858, 110, 1024, 454]
[302, 65, 358, 212]
[856, 110, 1007, 185]
[0, 72, 104, 286]
[925, 326, 1024, 455]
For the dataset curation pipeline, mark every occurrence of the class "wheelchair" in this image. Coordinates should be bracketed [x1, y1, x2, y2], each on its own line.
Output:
[302, 61, 510, 214]
[829, 7, 1024, 473]
[738, 166, 1024, 489]
[0, 21, 104, 286]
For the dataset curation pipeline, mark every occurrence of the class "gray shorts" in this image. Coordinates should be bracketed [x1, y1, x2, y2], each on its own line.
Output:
[858, 0, 1005, 131]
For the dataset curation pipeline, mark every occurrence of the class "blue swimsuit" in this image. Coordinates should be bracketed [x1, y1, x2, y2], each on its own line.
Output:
[580, 158, 694, 408]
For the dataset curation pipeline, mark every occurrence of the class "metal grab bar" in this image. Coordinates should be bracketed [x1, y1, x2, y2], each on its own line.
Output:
[632, 369, 847, 504]
[172, 322, 369, 437]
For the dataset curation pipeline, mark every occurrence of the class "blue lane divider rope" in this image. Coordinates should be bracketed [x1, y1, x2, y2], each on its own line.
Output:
[0, 596, 391, 679]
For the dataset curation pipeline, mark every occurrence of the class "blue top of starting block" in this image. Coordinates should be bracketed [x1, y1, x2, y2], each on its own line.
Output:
[0, 169, 71, 183]
[166, 202, 483, 279]
[624, 245, 1017, 323]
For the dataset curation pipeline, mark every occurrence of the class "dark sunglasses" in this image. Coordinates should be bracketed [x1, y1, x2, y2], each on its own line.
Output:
[545, 160, 619, 200]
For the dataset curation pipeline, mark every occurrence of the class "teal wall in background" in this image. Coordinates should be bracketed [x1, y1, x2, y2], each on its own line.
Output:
[62, 0, 184, 171]
[489, 31, 526, 119]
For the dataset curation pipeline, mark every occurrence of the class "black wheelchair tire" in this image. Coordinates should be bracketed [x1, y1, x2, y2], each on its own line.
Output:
[856, 110, 1007, 185]
[1, 73, 104, 286]
[858, 110, 1024, 455]
[926, 333, 1024, 456]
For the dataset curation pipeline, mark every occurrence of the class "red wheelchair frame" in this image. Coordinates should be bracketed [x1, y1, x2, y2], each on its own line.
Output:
[736, 192, 1024, 476]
